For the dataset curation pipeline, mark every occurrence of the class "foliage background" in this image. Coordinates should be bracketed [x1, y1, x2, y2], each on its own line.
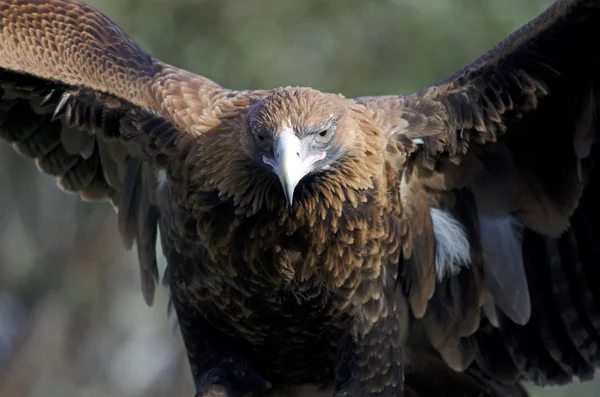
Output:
[0, 0, 598, 396]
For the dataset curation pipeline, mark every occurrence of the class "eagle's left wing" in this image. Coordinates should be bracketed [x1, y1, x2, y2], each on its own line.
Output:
[358, 0, 600, 387]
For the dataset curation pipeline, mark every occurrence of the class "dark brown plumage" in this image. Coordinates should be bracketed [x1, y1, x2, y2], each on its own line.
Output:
[1, 1, 600, 396]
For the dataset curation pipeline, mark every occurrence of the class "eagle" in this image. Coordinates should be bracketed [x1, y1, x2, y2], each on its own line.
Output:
[0, 0, 599, 396]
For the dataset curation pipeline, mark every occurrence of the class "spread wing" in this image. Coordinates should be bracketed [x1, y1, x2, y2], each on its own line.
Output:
[0, 0, 232, 305]
[359, 0, 600, 386]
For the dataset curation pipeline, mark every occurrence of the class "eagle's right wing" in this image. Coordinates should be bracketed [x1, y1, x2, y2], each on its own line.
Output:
[0, 0, 235, 305]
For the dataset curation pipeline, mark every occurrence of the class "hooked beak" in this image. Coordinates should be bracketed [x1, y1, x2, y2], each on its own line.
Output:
[273, 133, 304, 206]
[262, 132, 326, 206]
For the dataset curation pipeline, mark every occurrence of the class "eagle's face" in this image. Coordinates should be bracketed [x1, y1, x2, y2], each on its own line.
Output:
[246, 87, 352, 205]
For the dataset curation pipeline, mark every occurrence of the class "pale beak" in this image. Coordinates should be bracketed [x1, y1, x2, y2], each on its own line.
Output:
[273, 133, 304, 206]
[262, 131, 327, 206]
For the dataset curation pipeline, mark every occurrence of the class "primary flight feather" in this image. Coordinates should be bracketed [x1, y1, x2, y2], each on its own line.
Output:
[0, 0, 599, 396]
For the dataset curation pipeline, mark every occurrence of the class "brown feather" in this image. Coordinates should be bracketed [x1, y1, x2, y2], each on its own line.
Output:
[357, 0, 600, 391]
[3, 1, 600, 396]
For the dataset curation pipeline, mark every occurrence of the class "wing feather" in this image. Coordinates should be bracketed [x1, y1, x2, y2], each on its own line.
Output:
[358, 0, 600, 386]
[0, 0, 231, 306]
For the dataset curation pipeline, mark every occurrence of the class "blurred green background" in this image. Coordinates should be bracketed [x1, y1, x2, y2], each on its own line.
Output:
[0, 0, 598, 396]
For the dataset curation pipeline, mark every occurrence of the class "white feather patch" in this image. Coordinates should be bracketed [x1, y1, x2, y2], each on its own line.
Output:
[430, 208, 471, 279]
[478, 215, 531, 325]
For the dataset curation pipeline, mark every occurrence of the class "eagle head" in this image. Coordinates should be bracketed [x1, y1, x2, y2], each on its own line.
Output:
[246, 87, 353, 206]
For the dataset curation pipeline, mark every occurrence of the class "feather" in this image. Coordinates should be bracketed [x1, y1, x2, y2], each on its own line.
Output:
[118, 158, 142, 249]
[60, 125, 95, 158]
[573, 89, 596, 160]
[482, 292, 499, 328]
[430, 208, 471, 279]
[3, 0, 600, 395]
[478, 215, 530, 325]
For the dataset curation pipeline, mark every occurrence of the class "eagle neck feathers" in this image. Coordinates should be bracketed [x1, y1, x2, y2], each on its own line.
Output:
[171, 102, 406, 294]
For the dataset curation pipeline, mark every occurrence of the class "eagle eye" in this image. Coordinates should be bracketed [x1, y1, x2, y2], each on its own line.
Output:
[255, 132, 270, 146]
[314, 126, 335, 143]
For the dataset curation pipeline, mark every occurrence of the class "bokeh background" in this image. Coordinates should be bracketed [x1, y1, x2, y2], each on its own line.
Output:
[0, 0, 598, 396]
